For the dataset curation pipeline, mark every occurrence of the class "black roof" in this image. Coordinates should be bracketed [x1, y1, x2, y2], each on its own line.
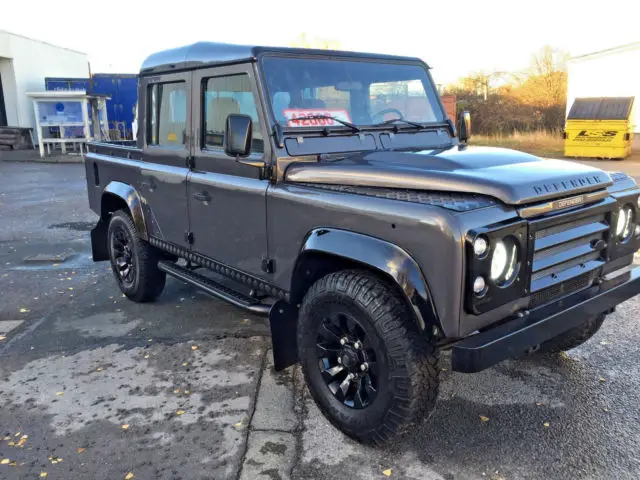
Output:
[140, 42, 426, 76]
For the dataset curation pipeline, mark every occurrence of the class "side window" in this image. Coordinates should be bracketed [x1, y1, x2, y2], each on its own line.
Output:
[147, 82, 187, 147]
[203, 74, 263, 154]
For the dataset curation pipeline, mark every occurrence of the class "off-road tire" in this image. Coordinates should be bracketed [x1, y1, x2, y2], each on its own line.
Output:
[540, 314, 606, 354]
[107, 209, 166, 302]
[297, 270, 439, 445]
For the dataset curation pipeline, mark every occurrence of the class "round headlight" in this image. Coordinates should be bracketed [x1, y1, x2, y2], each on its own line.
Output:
[490, 238, 519, 286]
[616, 206, 634, 242]
[473, 236, 489, 257]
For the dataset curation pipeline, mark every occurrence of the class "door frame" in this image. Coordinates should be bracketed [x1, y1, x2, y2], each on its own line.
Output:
[0, 72, 7, 127]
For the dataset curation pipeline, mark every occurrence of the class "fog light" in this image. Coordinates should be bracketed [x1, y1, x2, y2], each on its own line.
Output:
[473, 276, 487, 295]
[473, 236, 489, 257]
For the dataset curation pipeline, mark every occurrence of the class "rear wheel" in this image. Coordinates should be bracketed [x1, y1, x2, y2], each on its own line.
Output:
[297, 270, 439, 445]
[540, 314, 606, 353]
[107, 210, 166, 302]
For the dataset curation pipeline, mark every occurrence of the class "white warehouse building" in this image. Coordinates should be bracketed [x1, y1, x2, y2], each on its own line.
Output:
[566, 41, 639, 149]
[0, 30, 89, 130]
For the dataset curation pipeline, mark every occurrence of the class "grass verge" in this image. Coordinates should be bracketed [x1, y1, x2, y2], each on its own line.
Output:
[470, 130, 564, 158]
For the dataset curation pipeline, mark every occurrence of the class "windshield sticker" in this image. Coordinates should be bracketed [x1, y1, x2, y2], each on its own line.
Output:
[283, 109, 352, 127]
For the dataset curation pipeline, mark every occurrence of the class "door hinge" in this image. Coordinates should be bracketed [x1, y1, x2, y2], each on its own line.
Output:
[186, 155, 195, 169]
[185, 231, 194, 245]
[261, 257, 275, 273]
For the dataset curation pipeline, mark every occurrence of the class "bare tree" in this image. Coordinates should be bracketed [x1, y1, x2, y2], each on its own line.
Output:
[290, 33, 341, 50]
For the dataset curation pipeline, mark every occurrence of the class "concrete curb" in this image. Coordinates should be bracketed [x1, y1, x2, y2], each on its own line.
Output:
[0, 157, 84, 164]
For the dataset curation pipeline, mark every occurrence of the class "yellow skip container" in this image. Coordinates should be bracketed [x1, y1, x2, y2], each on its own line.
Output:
[564, 97, 635, 159]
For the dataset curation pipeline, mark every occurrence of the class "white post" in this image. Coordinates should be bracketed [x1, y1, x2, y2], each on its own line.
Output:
[82, 98, 91, 142]
[60, 126, 66, 154]
[101, 99, 109, 141]
[32, 99, 44, 158]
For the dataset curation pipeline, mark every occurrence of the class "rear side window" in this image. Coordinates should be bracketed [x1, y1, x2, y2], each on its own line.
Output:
[147, 82, 187, 147]
[203, 74, 263, 154]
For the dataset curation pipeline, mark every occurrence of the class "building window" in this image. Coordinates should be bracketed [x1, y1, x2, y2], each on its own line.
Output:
[148, 82, 187, 147]
[203, 74, 263, 154]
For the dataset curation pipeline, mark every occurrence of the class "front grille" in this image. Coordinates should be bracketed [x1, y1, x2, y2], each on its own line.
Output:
[529, 271, 596, 309]
[529, 212, 609, 299]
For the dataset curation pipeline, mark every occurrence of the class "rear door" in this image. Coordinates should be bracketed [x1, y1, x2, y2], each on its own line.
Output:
[139, 72, 191, 248]
[187, 63, 270, 278]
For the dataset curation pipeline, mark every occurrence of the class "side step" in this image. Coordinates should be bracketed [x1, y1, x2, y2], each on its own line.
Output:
[157, 261, 271, 317]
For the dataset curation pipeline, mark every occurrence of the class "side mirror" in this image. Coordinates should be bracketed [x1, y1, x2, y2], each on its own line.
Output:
[457, 110, 471, 143]
[224, 114, 252, 157]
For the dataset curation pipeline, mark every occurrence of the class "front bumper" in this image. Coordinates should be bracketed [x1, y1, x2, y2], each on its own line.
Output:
[451, 265, 640, 373]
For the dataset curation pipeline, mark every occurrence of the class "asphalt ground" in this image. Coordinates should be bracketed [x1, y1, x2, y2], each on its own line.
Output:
[1, 159, 639, 480]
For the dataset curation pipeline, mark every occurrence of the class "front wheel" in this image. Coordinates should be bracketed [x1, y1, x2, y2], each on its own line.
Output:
[297, 270, 440, 445]
[107, 210, 166, 302]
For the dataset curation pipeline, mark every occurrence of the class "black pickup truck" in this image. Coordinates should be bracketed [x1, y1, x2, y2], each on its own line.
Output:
[84, 42, 640, 445]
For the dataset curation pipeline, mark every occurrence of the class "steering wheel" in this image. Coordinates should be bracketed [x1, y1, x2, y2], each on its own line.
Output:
[370, 108, 404, 123]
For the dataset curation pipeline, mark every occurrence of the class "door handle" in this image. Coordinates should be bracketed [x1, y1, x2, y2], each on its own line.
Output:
[192, 191, 211, 203]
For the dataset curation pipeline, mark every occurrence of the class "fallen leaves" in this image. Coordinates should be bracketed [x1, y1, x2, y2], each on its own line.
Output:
[599, 377, 606, 383]
[125, 473, 135, 480]
[176, 410, 185, 415]
[55, 391, 64, 396]
[121, 424, 130, 430]
[382, 468, 392, 476]
[173, 388, 181, 394]
[19, 308, 30, 313]
[96, 367, 103, 372]
[191, 345, 198, 351]
[600, 340, 609, 346]
[77, 448, 85, 453]
[1, 459, 10, 465]
[543, 422, 550, 428]
[479, 415, 490, 423]
[40, 472, 48, 477]
[182, 362, 189, 367]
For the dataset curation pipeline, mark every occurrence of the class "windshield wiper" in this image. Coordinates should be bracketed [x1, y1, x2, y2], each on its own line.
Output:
[289, 115, 361, 132]
[375, 118, 428, 129]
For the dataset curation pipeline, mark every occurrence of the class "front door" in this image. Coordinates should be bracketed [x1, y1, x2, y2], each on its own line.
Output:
[140, 71, 191, 247]
[187, 64, 270, 278]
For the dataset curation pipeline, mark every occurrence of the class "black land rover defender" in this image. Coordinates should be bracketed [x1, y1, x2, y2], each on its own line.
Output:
[85, 42, 640, 445]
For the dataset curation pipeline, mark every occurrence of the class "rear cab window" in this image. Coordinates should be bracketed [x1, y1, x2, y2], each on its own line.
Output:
[147, 82, 187, 147]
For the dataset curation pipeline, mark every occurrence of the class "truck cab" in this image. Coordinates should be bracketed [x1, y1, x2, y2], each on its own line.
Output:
[85, 42, 640, 445]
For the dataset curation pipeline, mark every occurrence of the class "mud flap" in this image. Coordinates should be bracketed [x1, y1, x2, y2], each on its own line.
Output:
[269, 300, 299, 371]
[90, 220, 109, 261]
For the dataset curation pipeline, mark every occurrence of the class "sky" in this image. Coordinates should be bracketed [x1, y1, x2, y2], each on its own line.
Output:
[2, 0, 639, 85]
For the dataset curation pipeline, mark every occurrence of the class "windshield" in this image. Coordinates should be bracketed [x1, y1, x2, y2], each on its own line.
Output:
[261, 57, 444, 129]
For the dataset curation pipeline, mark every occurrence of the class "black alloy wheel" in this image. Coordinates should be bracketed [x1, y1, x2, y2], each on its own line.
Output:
[111, 225, 136, 287]
[106, 210, 166, 303]
[316, 310, 378, 409]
